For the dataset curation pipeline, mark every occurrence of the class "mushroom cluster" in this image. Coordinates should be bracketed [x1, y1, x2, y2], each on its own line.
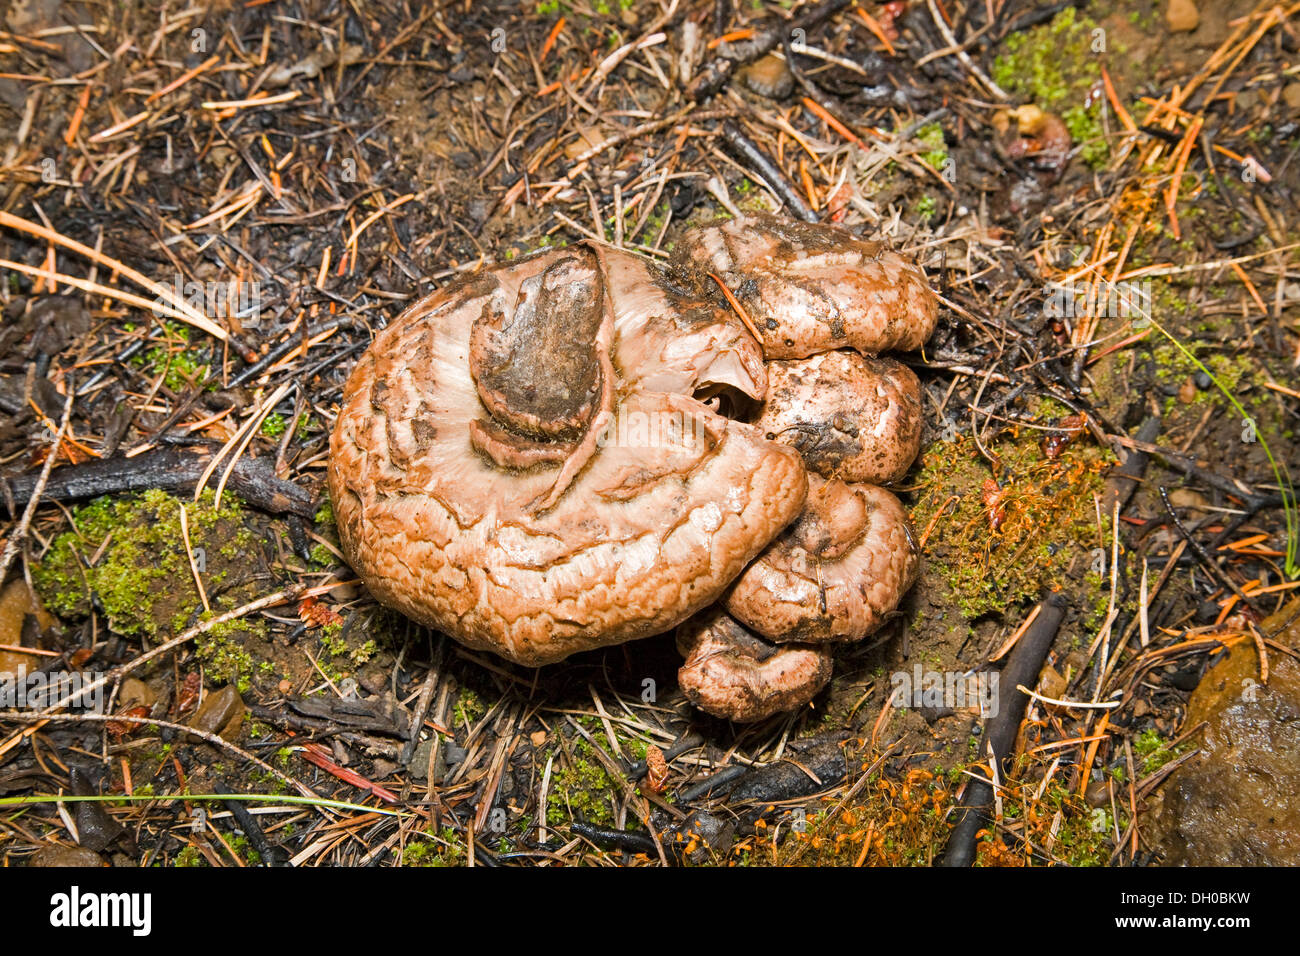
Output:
[329, 214, 938, 721]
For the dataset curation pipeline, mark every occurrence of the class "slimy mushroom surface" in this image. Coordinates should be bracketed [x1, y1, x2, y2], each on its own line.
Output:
[726, 474, 919, 644]
[677, 608, 833, 723]
[755, 351, 923, 485]
[329, 253, 807, 667]
[673, 213, 939, 359]
[329, 214, 938, 718]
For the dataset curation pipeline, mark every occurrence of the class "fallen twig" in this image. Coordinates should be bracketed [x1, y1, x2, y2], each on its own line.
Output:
[939, 593, 1068, 867]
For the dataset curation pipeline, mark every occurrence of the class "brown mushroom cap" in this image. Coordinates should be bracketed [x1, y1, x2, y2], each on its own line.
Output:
[725, 474, 919, 644]
[754, 350, 922, 485]
[677, 607, 832, 722]
[330, 217, 938, 722]
[328, 248, 809, 667]
[673, 213, 939, 359]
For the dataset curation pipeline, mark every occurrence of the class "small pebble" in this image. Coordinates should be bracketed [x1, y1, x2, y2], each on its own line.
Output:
[28, 845, 106, 868]
[119, 677, 155, 711]
[1038, 665, 1067, 701]
[187, 685, 246, 742]
[1166, 0, 1200, 33]
[739, 54, 794, 100]
[408, 737, 436, 780]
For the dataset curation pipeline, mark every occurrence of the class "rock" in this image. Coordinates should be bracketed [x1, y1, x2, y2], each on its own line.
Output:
[69, 766, 124, 852]
[407, 736, 438, 781]
[187, 685, 245, 742]
[1148, 600, 1300, 864]
[118, 678, 155, 711]
[1163, 660, 1204, 691]
[1085, 779, 1111, 808]
[1166, 0, 1199, 33]
[443, 741, 467, 766]
[673, 810, 735, 863]
[1039, 664, 1067, 701]
[1166, 487, 1212, 516]
[739, 54, 794, 100]
[0, 578, 55, 676]
[1285, 83, 1300, 111]
[28, 845, 106, 867]
[356, 665, 388, 696]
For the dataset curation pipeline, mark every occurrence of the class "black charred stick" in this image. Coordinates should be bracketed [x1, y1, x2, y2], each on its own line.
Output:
[728, 738, 847, 804]
[1100, 416, 1162, 517]
[689, 0, 851, 100]
[229, 317, 352, 388]
[570, 821, 660, 854]
[938, 592, 1068, 867]
[720, 121, 819, 223]
[1159, 486, 1259, 617]
[678, 764, 748, 802]
[214, 777, 288, 866]
[0, 447, 315, 518]
[1138, 124, 1185, 147]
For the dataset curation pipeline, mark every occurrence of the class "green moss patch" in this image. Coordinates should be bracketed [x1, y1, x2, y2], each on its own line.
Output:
[992, 7, 1111, 168]
[910, 420, 1114, 620]
[546, 736, 617, 826]
[32, 489, 269, 689]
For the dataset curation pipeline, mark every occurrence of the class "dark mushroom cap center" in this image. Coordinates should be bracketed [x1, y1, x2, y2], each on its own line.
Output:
[469, 248, 605, 442]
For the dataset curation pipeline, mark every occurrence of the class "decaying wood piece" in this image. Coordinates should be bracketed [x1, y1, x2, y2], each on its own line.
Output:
[939, 592, 1068, 867]
[1, 447, 315, 518]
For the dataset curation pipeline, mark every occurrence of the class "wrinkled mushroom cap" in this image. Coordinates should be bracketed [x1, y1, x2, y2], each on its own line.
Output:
[726, 474, 919, 644]
[673, 213, 939, 359]
[755, 350, 923, 485]
[329, 216, 938, 721]
[677, 607, 833, 722]
[328, 248, 810, 667]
